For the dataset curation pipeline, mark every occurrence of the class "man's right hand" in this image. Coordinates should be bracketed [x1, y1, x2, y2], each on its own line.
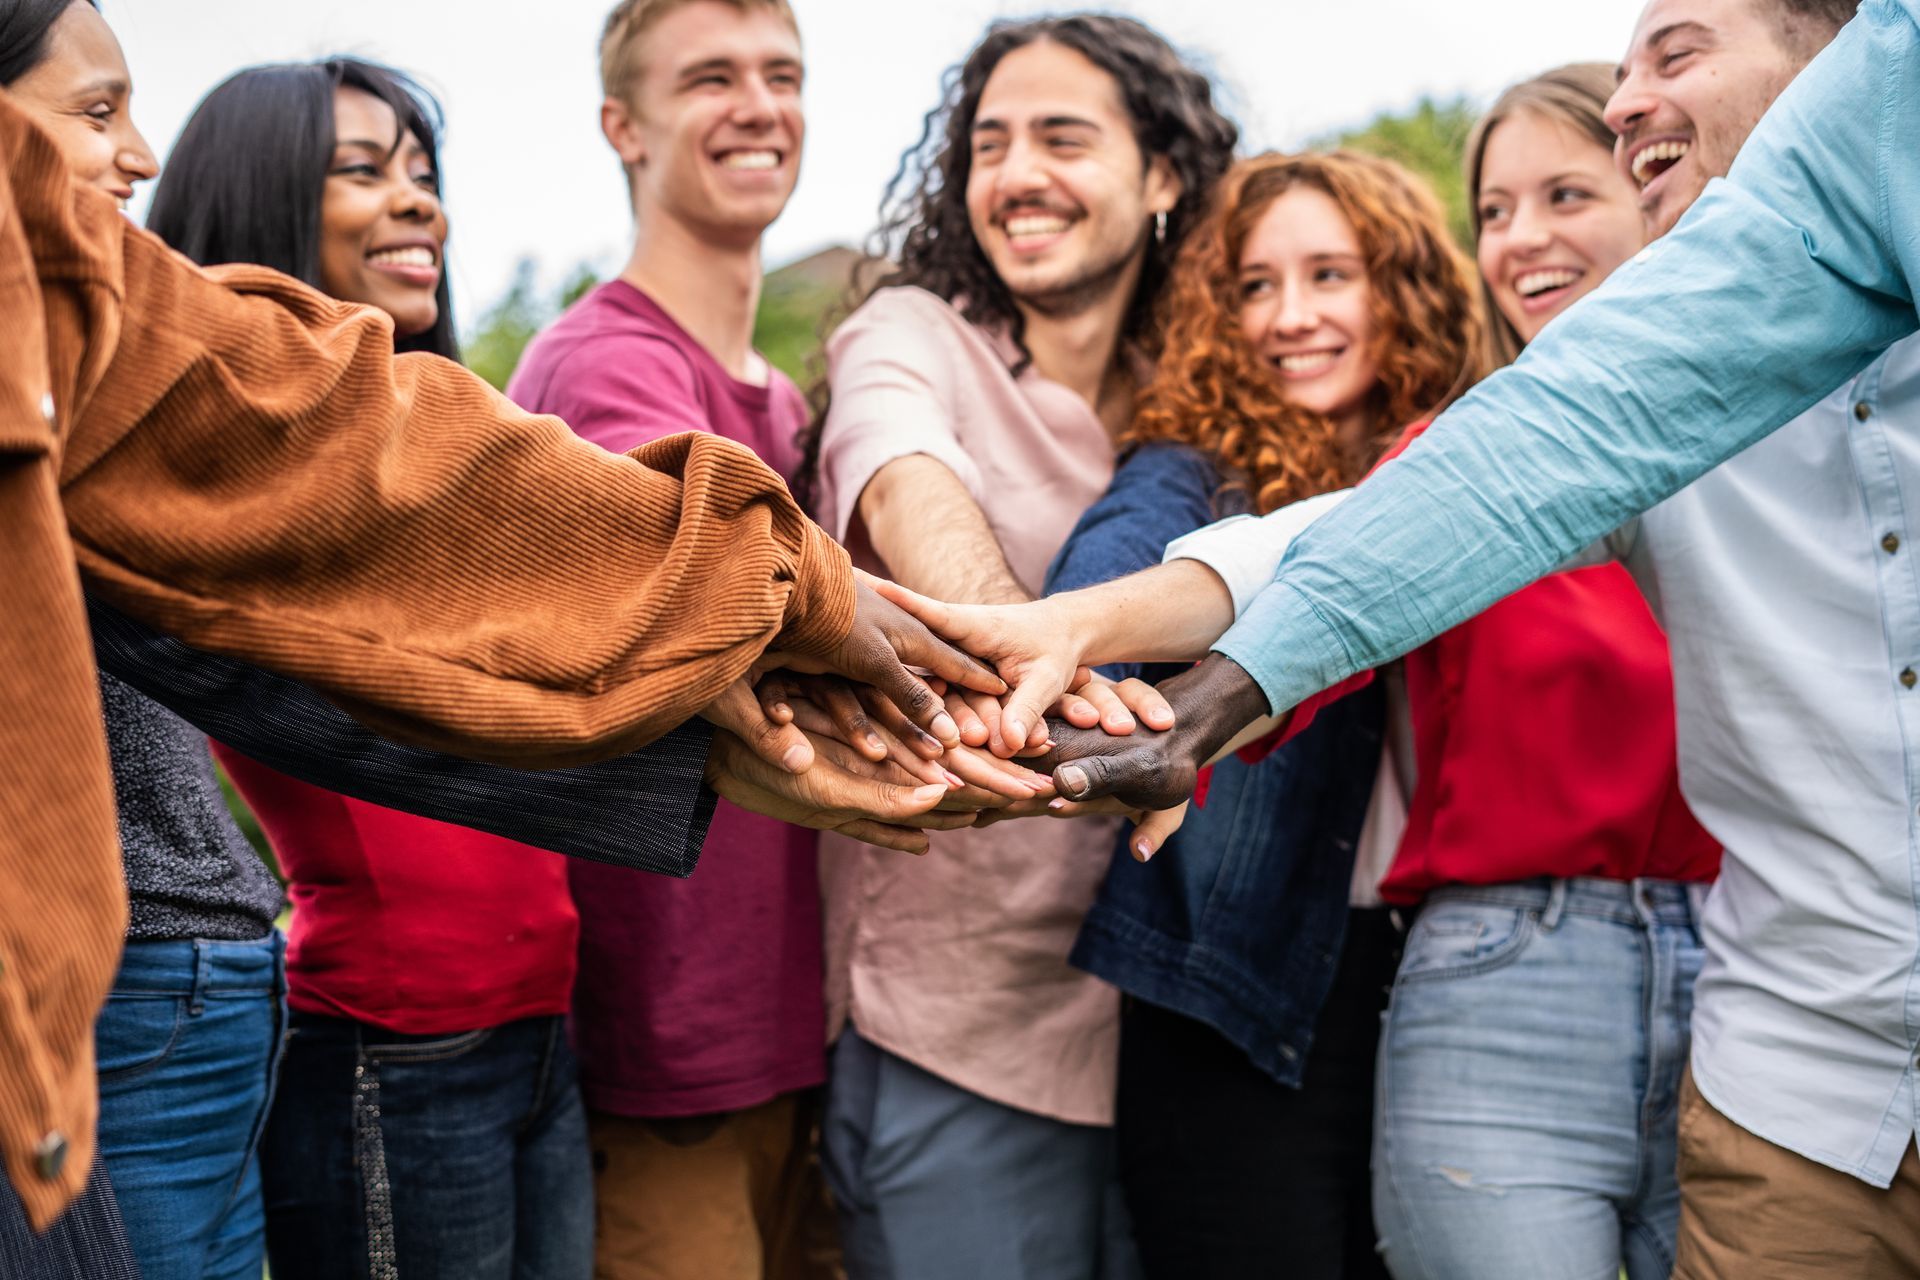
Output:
[705, 727, 978, 854]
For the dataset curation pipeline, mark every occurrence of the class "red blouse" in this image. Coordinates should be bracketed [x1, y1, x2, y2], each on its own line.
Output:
[1242, 421, 1720, 905]
[213, 746, 579, 1034]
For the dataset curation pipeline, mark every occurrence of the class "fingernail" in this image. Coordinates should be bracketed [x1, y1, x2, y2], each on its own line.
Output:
[932, 712, 960, 742]
[1057, 764, 1087, 797]
[943, 769, 965, 788]
[780, 744, 810, 772]
[1132, 837, 1155, 862]
[1048, 798, 1069, 813]
[866, 734, 886, 753]
[1005, 719, 1026, 745]
[917, 730, 943, 751]
[912, 784, 947, 803]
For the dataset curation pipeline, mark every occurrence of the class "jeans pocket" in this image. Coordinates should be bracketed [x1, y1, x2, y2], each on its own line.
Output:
[1395, 902, 1536, 984]
[362, 1025, 495, 1063]
[95, 994, 187, 1080]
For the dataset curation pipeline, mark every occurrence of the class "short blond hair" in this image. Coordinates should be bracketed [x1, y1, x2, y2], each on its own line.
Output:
[599, 0, 798, 103]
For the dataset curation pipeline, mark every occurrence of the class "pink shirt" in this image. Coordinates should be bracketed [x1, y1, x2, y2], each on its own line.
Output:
[817, 287, 1123, 1126]
[506, 280, 825, 1116]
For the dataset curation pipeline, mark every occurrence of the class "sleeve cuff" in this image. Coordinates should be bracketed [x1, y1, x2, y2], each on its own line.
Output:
[1211, 578, 1355, 716]
[775, 520, 856, 655]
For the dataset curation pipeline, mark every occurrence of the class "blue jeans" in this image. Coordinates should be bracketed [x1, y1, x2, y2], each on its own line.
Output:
[261, 1010, 593, 1280]
[822, 1028, 1143, 1280]
[94, 932, 287, 1280]
[1372, 878, 1703, 1280]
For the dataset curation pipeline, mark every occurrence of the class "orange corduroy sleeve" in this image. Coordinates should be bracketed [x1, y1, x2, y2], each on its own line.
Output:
[57, 225, 853, 766]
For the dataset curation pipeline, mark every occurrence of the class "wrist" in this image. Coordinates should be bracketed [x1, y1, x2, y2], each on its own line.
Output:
[1159, 654, 1268, 768]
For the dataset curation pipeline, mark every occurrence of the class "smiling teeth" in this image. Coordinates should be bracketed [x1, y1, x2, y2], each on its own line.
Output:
[368, 247, 435, 267]
[1005, 216, 1071, 238]
[1630, 139, 1691, 185]
[722, 151, 779, 170]
[1516, 268, 1580, 297]
[1277, 351, 1337, 374]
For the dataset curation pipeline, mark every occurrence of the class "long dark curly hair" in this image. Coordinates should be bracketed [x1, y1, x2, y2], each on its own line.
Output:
[792, 13, 1238, 510]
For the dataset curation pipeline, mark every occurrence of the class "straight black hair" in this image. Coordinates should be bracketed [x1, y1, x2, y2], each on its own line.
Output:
[146, 57, 458, 360]
[0, 0, 93, 86]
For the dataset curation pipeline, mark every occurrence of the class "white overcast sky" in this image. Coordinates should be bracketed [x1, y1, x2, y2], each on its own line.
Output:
[108, 0, 1648, 330]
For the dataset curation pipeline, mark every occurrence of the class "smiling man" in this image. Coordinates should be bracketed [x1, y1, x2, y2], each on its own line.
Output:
[798, 14, 1234, 1279]
[501, 3, 835, 1276]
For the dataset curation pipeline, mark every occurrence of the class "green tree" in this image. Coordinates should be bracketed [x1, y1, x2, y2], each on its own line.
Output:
[463, 256, 547, 390]
[1317, 96, 1478, 247]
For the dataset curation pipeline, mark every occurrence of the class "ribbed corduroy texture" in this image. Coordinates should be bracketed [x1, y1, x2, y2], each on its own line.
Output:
[0, 86, 851, 1229]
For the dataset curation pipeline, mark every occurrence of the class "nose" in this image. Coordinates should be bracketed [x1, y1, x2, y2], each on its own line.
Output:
[995, 136, 1049, 200]
[390, 176, 443, 224]
[1505, 197, 1552, 255]
[733, 74, 778, 128]
[117, 123, 159, 185]
[1270, 277, 1318, 336]
[1604, 70, 1654, 140]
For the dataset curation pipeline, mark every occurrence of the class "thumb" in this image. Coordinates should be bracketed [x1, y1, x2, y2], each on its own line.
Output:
[1129, 803, 1190, 861]
[1052, 752, 1133, 801]
[998, 664, 1069, 758]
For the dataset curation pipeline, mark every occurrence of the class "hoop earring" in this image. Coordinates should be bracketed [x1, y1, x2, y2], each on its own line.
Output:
[1154, 210, 1168, 244]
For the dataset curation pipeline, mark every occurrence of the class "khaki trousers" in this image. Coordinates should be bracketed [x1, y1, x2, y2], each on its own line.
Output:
[588, 1091, 842, 1280]
[1675, 1069, 1920, 1279]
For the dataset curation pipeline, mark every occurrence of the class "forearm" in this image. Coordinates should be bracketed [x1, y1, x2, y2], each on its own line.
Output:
[66, 237, 853, 765]
[89, 599, 718, 875]
[858, 455, 1029, 604]
[1055, 559, 1237, 669]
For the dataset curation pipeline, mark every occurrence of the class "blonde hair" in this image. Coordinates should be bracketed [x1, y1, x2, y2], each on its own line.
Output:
[598, 0, 797, 103]
[1463, 63, 1617, 369]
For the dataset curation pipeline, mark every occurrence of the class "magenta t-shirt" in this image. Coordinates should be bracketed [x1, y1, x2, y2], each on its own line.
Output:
[507, 280, 823, 1116]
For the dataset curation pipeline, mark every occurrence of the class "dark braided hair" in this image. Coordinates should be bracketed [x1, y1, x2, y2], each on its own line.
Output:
[792, 13, 1237, 510]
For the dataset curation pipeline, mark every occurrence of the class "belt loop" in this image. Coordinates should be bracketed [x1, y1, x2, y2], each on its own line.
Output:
[189, 940, 211, 1016]
[1539, 879, 1568, 932]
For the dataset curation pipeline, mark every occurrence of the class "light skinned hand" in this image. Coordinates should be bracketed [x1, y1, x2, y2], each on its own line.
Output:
[866, 581, 1084, 758]
[1054, 671, 1176, 737]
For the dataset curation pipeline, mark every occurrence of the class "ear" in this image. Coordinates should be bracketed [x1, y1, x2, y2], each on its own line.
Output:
[1143, 152, 1184, 219]
[601, 95, 647, 168]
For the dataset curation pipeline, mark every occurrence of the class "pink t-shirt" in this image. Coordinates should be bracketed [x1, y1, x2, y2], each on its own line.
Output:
[506, 280, 824, 1116]
[817, 287, 1124, 1126]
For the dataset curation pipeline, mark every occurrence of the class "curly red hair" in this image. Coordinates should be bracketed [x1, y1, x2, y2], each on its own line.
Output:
[1127, 150, 1485, 513]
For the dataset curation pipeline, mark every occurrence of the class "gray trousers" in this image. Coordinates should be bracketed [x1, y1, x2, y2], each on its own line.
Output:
[822, 1028, 1142, 1280]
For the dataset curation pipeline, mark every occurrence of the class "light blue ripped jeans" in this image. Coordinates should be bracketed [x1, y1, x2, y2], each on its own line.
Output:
[1372, 878, 1704, 1280]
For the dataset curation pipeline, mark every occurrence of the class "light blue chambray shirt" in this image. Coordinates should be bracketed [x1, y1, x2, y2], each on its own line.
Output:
[1210, 0, 1920, 1185]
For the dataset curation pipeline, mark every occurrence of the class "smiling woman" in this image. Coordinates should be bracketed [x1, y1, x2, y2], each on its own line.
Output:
[146, 57, 458, 358]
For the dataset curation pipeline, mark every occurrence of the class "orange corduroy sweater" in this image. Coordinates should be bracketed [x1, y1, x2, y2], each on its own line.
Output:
[0, 88, 852, 1229]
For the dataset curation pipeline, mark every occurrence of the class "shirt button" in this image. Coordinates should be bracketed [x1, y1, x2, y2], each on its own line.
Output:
[32, 1131, 67, 1180]
[1856, 401, 1874, 422]
[1902, 668, 1917, 689]
[1885, 533, 1902, 554]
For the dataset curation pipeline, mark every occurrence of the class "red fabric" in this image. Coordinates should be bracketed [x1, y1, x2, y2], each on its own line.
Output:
[212, 747, 578, 1034]
[1237, 421, 1720, 904]
[507, 282, 826, 1116]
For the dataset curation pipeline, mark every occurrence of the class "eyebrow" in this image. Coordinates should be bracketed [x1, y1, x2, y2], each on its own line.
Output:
[971, 113, 1101, 135]
[68, 77, 127, 99]
[1617, 20, 1713, 79]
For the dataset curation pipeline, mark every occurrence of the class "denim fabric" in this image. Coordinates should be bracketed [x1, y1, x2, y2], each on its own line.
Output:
[1372, 878, 1703, 1280]
[93, 931, 287, 1280]
[1047, 443, 1382, 1086]
[0, 1160, 139, 1279]
[822, 1029, 1142, 1280]
[262, 1010, 592, 1280]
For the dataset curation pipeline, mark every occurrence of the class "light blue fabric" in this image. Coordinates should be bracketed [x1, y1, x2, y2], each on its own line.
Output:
[1371, 880, 1701, 1280]
[1209, 0, 1920, 1187]
[1216, 0, 1918, 712]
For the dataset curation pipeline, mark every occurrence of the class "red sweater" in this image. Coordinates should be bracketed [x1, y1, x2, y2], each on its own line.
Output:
[1243, 421, 1720, 904]
[214, 747, 579, 1034]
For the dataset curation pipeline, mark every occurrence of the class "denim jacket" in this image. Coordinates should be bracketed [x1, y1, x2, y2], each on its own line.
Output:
[1045, 443, 1381, 1087]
